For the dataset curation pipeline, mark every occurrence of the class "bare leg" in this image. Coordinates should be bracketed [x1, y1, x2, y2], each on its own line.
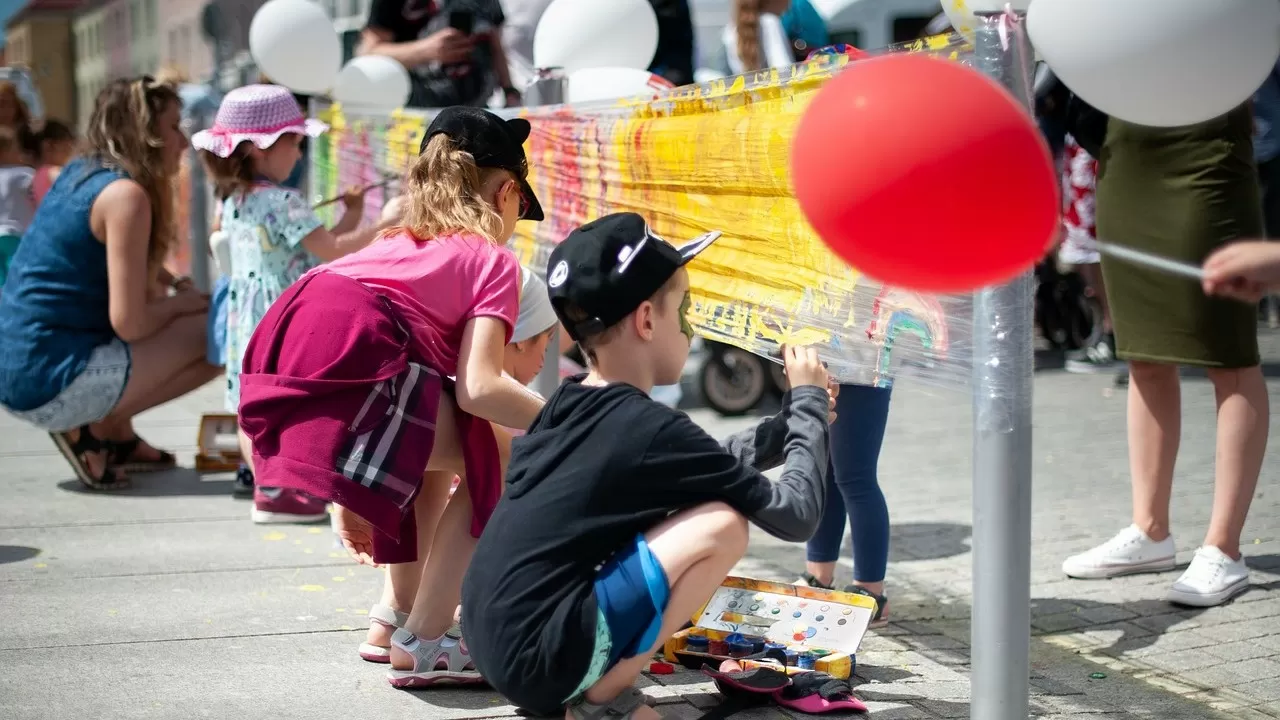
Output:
[367, 471, 452, 649]
[103, 312, 221, 423]
[237, 427, 255, 474]
[574, 502, 750, 718]
[390, 475, 477, 665]
[1203, 366, 1270, 559]
[804, 561, 836, 587]
[65, 313, 218, 481]
[387, 399, 514, 668]
[850, 579, 885, 596]
[1127, 361, 1181, 542]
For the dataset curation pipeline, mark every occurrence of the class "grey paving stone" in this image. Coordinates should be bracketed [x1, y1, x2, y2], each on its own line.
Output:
[1076, 605, 1141, 625]
[1205, 641, 1276, 663]
[1198, 619, 1280, 644]
[1138, 648, 1225, 673]
[1192, 659, 1280, 688]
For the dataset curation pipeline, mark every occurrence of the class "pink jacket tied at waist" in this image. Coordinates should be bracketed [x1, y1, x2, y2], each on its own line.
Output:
[238, 270, 503, 564]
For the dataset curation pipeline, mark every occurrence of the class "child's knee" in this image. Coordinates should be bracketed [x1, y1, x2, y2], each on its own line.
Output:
[692, 501, 749, 553]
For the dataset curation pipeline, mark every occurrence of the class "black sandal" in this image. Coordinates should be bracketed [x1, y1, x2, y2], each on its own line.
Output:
[108, 436, 176, 473]
[795, 572, 835, 590]
[843, 585, 889, 627]
[50, 426, 127, 490]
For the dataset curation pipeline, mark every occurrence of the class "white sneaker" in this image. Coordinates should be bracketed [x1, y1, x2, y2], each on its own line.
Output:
[1168, 546, 1250, 607]
[1062, 525, 1177, 579]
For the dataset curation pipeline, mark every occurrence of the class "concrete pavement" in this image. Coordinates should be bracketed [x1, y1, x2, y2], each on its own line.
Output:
[3, 331, 1280, 719]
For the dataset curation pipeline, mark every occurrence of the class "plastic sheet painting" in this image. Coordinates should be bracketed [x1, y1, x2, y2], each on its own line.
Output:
[309, 33, 980, 389]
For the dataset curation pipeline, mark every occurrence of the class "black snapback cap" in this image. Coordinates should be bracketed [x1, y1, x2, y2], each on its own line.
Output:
[423, 106, 544, 222]
[546, 212, 721, 342]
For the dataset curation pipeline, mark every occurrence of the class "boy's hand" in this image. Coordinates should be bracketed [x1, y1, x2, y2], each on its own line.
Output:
[782, 345, 828, 389]
[332, 504, 379, 567]
[827, 379, 839, 424]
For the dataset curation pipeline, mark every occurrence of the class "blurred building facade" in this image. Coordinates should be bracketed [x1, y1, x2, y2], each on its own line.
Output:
[6, 0, 80, 125]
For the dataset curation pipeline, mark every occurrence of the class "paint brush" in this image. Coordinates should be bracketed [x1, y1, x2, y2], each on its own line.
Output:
[311, 173, 400, 209]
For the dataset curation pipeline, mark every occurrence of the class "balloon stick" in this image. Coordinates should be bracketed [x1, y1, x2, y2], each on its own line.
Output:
[1093, 240, 1205, 281]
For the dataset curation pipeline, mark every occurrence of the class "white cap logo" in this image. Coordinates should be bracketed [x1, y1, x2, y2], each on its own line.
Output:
[548, 260, 569, 288]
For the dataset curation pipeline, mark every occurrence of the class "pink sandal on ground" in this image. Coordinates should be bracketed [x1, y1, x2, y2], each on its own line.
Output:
[358, 604, 409, 663]
[386, 626, 485, 688]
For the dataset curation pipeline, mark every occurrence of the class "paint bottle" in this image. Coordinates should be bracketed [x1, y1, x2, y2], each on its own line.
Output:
[797, 651, 817, 670]
[708, 638, 729, 656]
[764, 641, 786, 654]
[684, 635, 710, 653]
[728, 639, 753, 658]
[783, 649, 800, 666]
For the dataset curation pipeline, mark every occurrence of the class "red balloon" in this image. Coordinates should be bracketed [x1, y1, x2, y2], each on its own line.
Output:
[791, 54, 1058, 293]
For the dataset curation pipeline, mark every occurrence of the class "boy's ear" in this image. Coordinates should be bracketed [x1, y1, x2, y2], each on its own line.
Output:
[634, 301, 655, 341]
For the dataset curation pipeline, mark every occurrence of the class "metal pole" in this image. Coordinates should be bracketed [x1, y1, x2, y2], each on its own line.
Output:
[187, 104, 212, 293]
[526, 67, 568, 399]
[969, 12, 1036, 720]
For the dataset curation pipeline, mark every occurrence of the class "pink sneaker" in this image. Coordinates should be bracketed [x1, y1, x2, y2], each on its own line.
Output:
[251, 487, 329, 524]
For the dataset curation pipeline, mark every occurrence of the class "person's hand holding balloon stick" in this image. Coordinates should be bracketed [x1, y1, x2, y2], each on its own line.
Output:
[1202, 241, 1280, 304]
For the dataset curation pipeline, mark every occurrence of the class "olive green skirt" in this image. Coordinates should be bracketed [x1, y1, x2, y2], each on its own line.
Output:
[1095, 105, 1262, 369]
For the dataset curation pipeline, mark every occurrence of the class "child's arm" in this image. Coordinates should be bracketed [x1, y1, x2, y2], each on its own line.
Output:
[456, 315, 545, 429]
[272, 186, 395, 262]
[642, 347, 831, 542]
[720, 380, 836, 472]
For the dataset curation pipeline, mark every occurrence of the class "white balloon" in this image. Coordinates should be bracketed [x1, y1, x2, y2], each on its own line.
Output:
[567, 67, 673, 104]
[249, 0, 342, 95]
[1029, 0, 1280, 128]
[941, 0, 1033, 42]
[333, 56, 412, 113]
[533, 0, 659, 75]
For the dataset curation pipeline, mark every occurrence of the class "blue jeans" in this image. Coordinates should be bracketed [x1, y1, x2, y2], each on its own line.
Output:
[805, 384, 892, 583]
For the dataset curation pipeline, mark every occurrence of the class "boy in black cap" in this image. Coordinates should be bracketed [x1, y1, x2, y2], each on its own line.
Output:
[461, 212, 835, 719]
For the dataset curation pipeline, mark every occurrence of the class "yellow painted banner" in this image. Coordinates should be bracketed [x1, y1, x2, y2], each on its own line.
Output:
[311, 33, 979, 388]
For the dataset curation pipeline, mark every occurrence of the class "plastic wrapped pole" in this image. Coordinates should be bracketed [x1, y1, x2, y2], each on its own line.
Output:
[187, 104, 213, 293]
[526, 68, 568, 399]
[969, 11, 1036, 720]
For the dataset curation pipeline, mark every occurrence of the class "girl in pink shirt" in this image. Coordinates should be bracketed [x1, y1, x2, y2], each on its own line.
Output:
[238, 107, 546, 686]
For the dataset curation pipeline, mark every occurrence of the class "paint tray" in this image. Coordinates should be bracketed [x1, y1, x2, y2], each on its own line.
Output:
[663, 576, 877, 679]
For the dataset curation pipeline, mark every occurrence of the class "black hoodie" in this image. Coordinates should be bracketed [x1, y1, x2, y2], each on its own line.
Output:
[461, 376, 829, 715]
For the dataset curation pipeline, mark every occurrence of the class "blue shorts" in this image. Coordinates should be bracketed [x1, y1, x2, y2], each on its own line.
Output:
[568, 535, 670, 701]
[207, 275, 230, 367]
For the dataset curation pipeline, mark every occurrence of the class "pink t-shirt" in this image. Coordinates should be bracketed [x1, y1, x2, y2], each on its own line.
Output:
[323, 232, 521, 377]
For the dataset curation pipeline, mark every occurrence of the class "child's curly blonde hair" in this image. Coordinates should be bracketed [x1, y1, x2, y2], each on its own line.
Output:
[399, 133, 516, 241]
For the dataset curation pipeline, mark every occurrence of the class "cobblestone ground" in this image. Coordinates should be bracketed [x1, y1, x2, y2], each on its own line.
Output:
[718, 327, 1280, 718]
[2, 330, 1278, 718]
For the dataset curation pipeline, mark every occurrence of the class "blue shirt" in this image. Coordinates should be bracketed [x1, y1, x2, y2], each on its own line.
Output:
[781, 0, 829, 51]
[0, 159, 127, 411]
[1253, 61, 1280, 163]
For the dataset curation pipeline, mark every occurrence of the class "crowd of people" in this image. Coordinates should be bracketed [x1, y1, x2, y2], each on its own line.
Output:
[0, 0, 1279, 717]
